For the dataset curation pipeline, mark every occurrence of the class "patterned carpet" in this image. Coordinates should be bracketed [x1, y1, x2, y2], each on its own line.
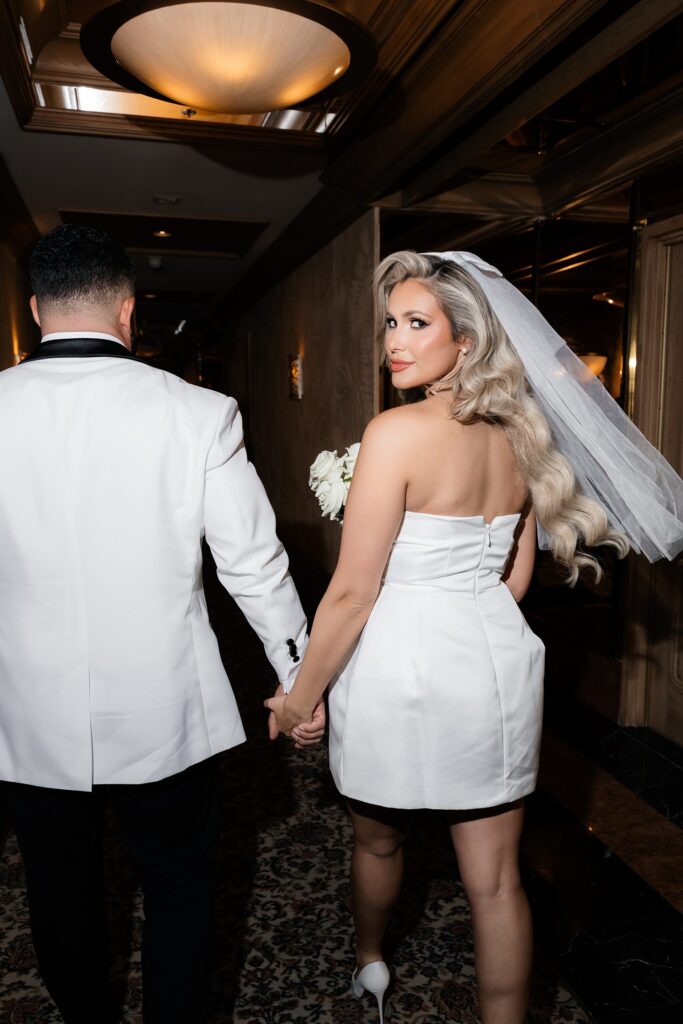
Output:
[0, 562, 591, 1023]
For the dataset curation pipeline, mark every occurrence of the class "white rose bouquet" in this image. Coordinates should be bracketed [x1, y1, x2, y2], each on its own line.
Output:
[309, 442, 360, 524]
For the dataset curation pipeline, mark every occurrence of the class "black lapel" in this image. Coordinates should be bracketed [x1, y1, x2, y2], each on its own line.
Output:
[23, 338, 141, 363]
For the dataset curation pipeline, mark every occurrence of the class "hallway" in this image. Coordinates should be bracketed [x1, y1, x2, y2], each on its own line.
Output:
[1, 3, 683, 1022]
[0, 559, 591, 1024]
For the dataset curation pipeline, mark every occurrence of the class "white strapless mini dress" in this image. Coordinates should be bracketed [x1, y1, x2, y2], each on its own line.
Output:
[328, 512, 545, 810]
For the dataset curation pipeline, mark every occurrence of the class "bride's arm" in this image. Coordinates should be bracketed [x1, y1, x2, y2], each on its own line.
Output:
[501, 506, 536, 601]
[266, 411, 409, 731]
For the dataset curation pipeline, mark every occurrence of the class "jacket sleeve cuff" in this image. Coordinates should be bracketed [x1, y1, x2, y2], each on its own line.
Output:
[279, 629, 309, 693]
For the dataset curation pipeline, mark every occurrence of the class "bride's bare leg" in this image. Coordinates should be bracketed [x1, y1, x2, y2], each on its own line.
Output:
[348, 801, 408, 969]
[449, 801, 532, 1024]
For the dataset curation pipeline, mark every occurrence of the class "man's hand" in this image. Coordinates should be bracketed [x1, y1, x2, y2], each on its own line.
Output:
[266, 684, 326, 748]
[267, 683, 286, 741]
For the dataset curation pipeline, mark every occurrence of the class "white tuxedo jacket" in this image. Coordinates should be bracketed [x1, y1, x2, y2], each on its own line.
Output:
[0, 337, 307, 791]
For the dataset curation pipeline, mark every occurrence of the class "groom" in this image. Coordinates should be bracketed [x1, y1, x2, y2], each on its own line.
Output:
[0, 224, 323, 1023]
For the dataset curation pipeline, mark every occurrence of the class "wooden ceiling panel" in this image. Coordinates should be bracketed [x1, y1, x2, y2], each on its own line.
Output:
[5, 0, 683, 320]
[65, 0, 112, 22]
[34, 34, 116, 88]
[60, 211, 268, 257]
[62, 0, 386, 27]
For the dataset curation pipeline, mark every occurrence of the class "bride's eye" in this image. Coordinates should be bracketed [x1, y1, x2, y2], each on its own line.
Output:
[386, 316, 397, 328]
[410, 318, 428, 329]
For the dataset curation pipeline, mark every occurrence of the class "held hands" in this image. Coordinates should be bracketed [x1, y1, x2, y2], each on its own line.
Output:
[265, 685, 325, 749]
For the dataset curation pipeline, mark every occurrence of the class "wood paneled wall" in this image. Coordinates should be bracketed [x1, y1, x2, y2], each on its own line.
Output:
[226, 210, 380, 574]
[0, 155, 40, 368]
[621, 212, 683, 738]
[0, 240, 37, 369]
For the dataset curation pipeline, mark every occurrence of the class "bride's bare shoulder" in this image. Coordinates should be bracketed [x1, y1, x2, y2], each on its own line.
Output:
[362, 404, 431, 446]
[369, 403, 437, 427]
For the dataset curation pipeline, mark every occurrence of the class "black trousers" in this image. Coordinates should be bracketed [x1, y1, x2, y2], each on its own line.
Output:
[3, 757, 220, 1024]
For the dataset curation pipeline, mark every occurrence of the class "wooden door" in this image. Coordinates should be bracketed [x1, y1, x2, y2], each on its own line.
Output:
[621, 214, 683, 743]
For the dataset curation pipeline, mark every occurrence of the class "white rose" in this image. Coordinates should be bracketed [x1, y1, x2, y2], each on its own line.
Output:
[318, 459, 344, 488]
[342, 442, 360, 477]
[313, 480, 330, 509]
[309, 449, 337, 488]
[319, 476, 347, 519]
[332, 455, 346, 477]
[314, 459, 344, 504]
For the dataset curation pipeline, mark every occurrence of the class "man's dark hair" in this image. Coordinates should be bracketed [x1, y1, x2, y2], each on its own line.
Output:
[30, 224, 135, 307]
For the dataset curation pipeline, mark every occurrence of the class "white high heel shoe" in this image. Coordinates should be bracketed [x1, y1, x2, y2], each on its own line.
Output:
[352, 960, 390, 1023]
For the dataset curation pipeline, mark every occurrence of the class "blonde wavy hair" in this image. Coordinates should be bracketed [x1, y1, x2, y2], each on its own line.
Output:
[374, 250, 629, 584]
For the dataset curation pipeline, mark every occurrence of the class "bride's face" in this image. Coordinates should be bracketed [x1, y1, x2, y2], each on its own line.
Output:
[385, 279, 465, 390]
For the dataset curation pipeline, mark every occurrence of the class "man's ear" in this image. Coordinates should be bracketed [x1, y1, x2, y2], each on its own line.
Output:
[29, 295, 41, 327]
[119, 295, 136, 346]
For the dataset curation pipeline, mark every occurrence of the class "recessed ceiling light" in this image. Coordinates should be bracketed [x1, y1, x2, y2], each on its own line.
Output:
[144, 292, 157, 299]
[592, 291, 624, 308]
[153, 229, 172, 238]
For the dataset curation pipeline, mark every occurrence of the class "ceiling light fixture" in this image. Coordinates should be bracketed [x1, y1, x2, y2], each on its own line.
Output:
[592, 291, 625, 308]
[153, 229, 172, 237]
[81, 1, 376, 115]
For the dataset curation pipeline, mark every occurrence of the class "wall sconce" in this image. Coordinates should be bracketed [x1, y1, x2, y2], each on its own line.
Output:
[289, 354, 304, 400]
[579, 353, 608, 376]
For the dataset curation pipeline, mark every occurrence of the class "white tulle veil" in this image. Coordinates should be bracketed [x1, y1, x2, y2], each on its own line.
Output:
[423, 251, 683, 562]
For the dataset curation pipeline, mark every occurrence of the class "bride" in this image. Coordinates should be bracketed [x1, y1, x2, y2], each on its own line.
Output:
[266, 250, 683, 1024]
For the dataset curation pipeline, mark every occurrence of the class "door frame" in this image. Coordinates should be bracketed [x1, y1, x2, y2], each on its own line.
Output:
[620, 212, 683, 726]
